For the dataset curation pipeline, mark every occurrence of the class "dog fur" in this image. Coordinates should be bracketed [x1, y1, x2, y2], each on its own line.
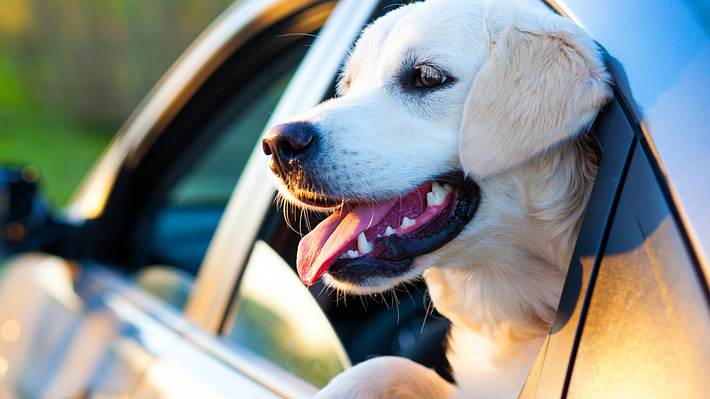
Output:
[271, 0, 611, 397]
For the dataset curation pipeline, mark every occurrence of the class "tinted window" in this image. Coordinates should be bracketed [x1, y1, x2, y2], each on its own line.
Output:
[567, 146, 710, 397]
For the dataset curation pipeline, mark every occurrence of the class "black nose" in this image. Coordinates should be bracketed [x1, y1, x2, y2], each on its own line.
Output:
[262, 122, 316, 169]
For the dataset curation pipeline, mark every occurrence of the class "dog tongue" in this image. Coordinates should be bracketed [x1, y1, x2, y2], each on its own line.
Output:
[297, 200, 397, 286]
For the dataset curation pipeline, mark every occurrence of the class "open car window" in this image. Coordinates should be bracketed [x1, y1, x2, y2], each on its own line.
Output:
[120, 33, 313, 309]
[137, 65, 297, 280]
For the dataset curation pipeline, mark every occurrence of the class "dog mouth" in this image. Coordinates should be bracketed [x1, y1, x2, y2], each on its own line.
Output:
[296, 172, 481, 286]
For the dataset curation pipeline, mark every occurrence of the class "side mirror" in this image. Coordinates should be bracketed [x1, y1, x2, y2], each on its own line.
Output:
[0, 166, 55, 256]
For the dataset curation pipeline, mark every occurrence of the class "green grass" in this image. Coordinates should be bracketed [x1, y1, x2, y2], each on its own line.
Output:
[0, 54, 113, 207]
[0, 0, 239, 207]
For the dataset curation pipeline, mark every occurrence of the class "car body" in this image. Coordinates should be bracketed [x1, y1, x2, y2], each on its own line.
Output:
[0, 0, 708, 397]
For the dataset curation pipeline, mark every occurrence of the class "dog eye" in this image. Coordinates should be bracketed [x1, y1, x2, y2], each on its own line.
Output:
[414, 64, 447, 89]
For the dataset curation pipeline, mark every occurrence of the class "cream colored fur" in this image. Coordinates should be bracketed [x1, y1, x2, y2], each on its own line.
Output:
[273, 0, 611, 397]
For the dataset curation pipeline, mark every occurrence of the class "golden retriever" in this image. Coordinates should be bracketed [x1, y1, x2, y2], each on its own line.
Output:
[262, 0, 611, 397]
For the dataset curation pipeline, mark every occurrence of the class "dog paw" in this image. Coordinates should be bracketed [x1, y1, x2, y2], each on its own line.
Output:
[314, 356, 454, 399]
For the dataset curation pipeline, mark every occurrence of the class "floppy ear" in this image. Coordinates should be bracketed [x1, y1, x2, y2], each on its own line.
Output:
[459, 6, 611, 178]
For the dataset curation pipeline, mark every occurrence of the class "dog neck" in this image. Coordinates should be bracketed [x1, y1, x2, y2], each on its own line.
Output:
[423, 137, 598, 338]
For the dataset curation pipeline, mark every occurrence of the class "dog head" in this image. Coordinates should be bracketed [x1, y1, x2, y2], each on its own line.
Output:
[263, 0, 610, 294]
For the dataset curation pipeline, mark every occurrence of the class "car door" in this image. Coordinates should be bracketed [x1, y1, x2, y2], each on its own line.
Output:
[564, 144, 710, 398]
[520, 76, 710, 399]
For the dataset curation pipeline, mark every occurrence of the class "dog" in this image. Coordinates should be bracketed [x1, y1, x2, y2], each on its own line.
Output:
[262, 0, 611, 397]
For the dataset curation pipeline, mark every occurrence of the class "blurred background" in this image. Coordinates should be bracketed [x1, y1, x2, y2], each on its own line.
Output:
[0, 0, 235, 206]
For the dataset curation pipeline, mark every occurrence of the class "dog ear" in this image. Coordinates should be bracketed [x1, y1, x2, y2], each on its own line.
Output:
[459, 7, 611, 178]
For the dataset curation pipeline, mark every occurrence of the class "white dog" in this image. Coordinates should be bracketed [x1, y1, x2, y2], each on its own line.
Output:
[262, 0, 611, 397]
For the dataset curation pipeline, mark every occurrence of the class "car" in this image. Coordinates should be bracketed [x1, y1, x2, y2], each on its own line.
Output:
[0, 0, 708, 397]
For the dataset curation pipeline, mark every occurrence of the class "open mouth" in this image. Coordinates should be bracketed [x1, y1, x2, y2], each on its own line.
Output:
[296, 172, 481, 286]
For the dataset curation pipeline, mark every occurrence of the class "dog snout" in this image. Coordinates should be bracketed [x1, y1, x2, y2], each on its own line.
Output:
[262, 121, 317, 176]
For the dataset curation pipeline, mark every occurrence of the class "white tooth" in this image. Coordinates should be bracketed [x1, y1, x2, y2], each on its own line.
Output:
[427, 191, 443, 207]
[432, 181, 448, 199]
[385, 226, 396, 236]
[443, 184, 453, 193]
[357, 232, 373, 254]
[347, 250, 359, 258]
[400, 217, 416, 229]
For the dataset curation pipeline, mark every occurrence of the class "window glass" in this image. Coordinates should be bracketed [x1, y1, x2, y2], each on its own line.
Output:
[223, 241, 350, 388]
[168, 71, 292, 207]
[567, 147, 710, 398]
[134, 45, 308, 309]
[145, 70, 294, 274]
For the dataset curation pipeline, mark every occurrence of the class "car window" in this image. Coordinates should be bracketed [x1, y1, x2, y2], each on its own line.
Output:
[222, 240, 350, 388]
[132, 43, 309, 309]
[566, 146, 710, 397]
[167, 70, 292, 207]
[142, 70, 294, 274]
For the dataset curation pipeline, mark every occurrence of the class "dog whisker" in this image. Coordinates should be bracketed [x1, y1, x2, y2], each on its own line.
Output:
[421, 291, 434, 334]
[358, 295, 368, 311]
[391, 289, 401, 324]
[316, 283, 328, 299]
[277, 32, 319, 39]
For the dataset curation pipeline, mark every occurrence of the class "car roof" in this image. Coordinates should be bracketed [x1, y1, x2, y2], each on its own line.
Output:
[548, 0, 710, 276]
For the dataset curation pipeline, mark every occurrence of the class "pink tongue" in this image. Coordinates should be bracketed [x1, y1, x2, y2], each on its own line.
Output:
[297, 200, 397, 285]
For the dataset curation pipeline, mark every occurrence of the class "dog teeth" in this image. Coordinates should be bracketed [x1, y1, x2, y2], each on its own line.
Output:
[433, 181, 449, 198]
[400, 217, 416, 229]
[357, 232, 373, 254]
[346, 250, 360, 259]
[384, 226, 396, 236]
[427, 182, 449, 207]
[427, 192, 442, 207]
